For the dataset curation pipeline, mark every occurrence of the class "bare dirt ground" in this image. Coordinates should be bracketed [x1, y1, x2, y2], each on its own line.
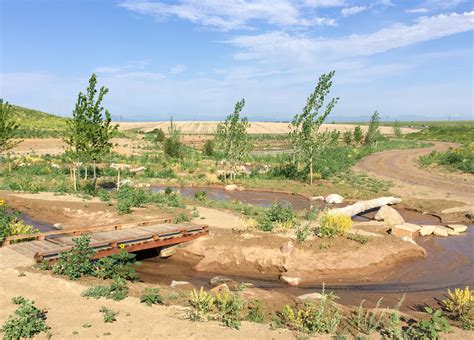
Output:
[117, 121, 418, 135]
[354, 141, 474, 206]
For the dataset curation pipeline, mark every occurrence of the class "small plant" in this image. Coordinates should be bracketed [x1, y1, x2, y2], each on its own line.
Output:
[188, 287, 214, 321]
[53, 234, 95, 279]
[36, 259, 51, 271]
[442, 286, 473, 329]
[99, 307, 117, 323]
[97, 189, 111, 202]
[349, 298, 385, 335]
[317, 213, 352, 238]
[404, 307, 450, 340]
[82, 323, 92, 328]
[258, 202, 297, 232]
[277, 286, 341, 334]
[93, 250, 139, 281]
[382, 294, 405, 340]
[140, 288, 164, 306]
[353, 126, 364, 144]
[214, 290, 245, 329]
[247, 299, 265, 323]
[174, 213, 190, 223]
[81, 277, 129, 301]
[194, 191, 207, 201]
[346, 233, 369, 244]
[296, 223, 312, 243]
[303, 206, 319, 221]
[0, 297, 49, 339]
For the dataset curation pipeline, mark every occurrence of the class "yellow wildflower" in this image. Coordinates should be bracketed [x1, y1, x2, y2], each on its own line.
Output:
[0, 199, 5, 206]
[119, 243, 125, 249]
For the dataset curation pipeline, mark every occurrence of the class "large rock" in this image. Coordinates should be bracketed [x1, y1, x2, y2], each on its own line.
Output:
[447, 224, 467, 233]
[433, 226, 450, 237]
[308, 196, 324, 202]
[224, 184, 239, 191]
[159, 246, 177, 258]
[375, 206, 405, 226]
[280, 275, 302, 287]
[391, 223, 420, 238]
[210, 283, 231, 294]
[325, 194, 344, 204]
[419, 225, 436, 236]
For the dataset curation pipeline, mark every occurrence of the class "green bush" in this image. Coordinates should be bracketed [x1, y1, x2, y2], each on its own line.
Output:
[247, 299, 265, 323]
[257, 202, 297, 232]
[296, 223, 312, 243]
[214, 290, 245, 329]
[419, 146, 473, 174]
[140, 288, 164, 306]
[188, 287, 214, 321]
[81, 277, 129, 301]
[203, 140, 215, 156]
[349, 298, 385, 335]
[52, 235, 95, 279]
[164, 138, 183, 158]
[1, 297, 49, 339]
[0, 204, 39, 244]
[93, 250, 139, 281]
[174, 213, 191, 223]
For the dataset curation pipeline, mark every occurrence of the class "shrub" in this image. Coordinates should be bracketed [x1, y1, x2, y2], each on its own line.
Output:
[346, 233, 369, 244]
[174, 213, 190, 223]
[188, 287, 214, 321]
[404, 307, 450, 340]
[442, 286, 473, 329]
[99, 307, 117, 323]
[353, 126, 364, 144]
[214, 290, 245, 329]
[140, 288, 164, 306]
[343, 130, 352, 146]
[364, 111, 382, 146]
[0, 205, 39, 244]
[317, 213, 352, 238]
[53, 235, 95, 279]
[247, 299, 265, 323]
[349, 298, 385, 335]
[203, 140, 215, 156]
[164, 138, 183, 158]
[97, 189, 111, 202]
[277, 287, 341, 334]
[93, 250, 138, 281]
[296, 223, 312, 243]
[0, 297, 49, 339]
[303, 206, 319, 221]
[194, 191, 207, 201]
[257, 202, 297, 232]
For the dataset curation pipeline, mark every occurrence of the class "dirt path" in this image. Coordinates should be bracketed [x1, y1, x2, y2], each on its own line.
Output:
[354, 142, 474, 205]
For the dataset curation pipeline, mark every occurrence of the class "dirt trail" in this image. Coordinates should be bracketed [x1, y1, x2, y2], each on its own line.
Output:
[354, 142, 474, 205]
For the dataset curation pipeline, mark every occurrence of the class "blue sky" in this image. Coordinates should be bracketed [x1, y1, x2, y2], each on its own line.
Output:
[1, 0, 473, 121]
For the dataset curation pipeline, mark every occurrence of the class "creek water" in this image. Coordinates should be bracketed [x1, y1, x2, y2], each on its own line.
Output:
[142, 185, 473, 308]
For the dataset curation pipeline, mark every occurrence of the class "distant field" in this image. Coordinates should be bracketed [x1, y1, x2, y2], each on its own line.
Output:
[117, 121, 418, 135]
[341, 120, 474, 127]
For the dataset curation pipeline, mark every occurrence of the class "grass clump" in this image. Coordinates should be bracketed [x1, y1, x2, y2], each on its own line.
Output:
[317, 213, 352, 238]
[382, 295, 405, 340]
[346, 233, 369, 244]
[81, 277, 129, 301]
[247, 299, 265, 323]
[99, 307, 117, 323]
[93, 250, 139, 281]
[442, 286, 473, 330]
[188, 287, 214, 322]
[140, 288, 164, 306]
[173, 212, 190, 223]
[0, 297, 49, 339]
[0, 204, 39, 244]
[276, 287, 341, 334]
[296, 223, 312, 243]
[419, 146, 473, 174]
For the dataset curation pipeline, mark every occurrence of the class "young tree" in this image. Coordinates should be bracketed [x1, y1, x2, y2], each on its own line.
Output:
[392, 120, 402, 138]
[342, 130, 352, 146]
[0, 100, 21, 173]
[364, 110, 382, 146]
[164, 117, 183, 158]
[64, 74, 117, 189]
[214, 99, 252, 182]
[353, 125, 364, 144]
[289, 71, 339, 185]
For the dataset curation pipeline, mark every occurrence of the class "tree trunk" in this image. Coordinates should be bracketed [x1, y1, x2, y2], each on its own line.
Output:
[84, 166, 88, 180]
[7, 153, 11, 173]
[117, 168, 121, 190]
[93, 160, 97, 181]
[327, 196, 402, 217]
[72, 165, 77, 192]
[309, 156, 313, 185]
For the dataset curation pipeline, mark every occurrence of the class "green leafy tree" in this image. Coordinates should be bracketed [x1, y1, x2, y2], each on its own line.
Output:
[289, 71, 339, 185]
[342, 130, 352, 146]
[215, 99, 252, 182]
[353, 125, 364, 144]
[164, 117, 184, 158]
[364, 111, 382, 146]
[0, 99, 21, 173]
[64, 74, 117, 187]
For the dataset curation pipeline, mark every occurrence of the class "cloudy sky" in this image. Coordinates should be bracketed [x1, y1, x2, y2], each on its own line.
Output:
[1, 0, 473, 121]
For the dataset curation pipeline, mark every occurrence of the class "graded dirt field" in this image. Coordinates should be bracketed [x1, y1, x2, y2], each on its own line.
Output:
[117, 121, 418, 135]
[354, 141, 474, 206]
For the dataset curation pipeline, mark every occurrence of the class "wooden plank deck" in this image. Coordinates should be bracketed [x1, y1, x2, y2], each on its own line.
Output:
[5, 223, 209, 261]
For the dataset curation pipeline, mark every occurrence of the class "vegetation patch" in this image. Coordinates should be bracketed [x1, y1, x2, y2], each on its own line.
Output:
[317, 213, 353, 238]
[1, 297, 49, 339]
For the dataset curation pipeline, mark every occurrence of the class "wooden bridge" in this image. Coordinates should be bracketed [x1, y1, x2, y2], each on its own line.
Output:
[2, 218, 209, 262]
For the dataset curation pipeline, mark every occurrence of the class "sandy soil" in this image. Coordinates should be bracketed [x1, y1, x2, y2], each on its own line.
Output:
[11, 138, 146, 157]
[354, 142, 474, 206]
[117, 121, 418, 135]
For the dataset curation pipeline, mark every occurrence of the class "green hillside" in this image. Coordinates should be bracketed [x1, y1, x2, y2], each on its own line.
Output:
[11, 104, 69, 130]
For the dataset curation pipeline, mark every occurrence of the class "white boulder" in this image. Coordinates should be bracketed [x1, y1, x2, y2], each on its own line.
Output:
[375, 206, 405, 226]
[325, 194, 344, 204]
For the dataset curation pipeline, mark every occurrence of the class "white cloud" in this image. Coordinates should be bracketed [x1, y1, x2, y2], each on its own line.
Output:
[120, 0, 338, 30]
[341, 5, 368, 17]
[226, 12, 474, 63]
[93, 60, 150, 74]
[170, 64, 186, 74]
[302, 0, 345, 7]
[406, 8, 430, 14]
